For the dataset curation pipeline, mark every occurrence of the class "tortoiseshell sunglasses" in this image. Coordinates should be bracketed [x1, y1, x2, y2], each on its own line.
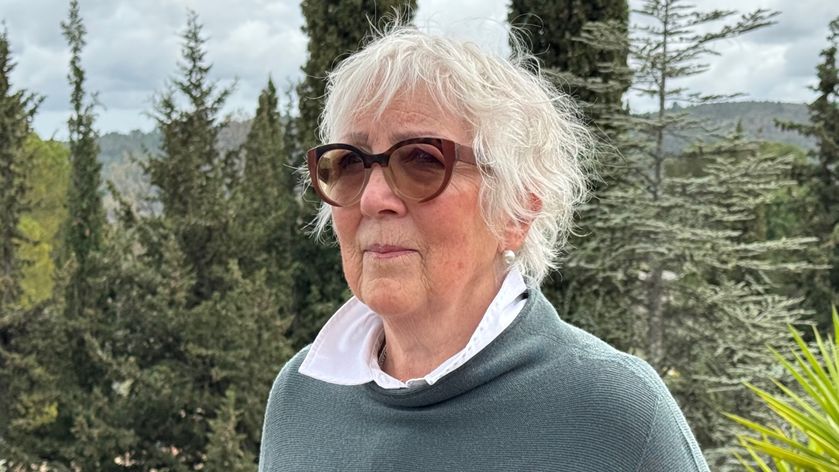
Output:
[306, 137, 475, 207]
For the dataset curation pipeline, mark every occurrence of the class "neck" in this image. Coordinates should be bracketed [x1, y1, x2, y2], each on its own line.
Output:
[379, 268, 507, 382]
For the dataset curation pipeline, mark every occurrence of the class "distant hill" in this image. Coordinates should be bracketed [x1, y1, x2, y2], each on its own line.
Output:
[97, 120, 252, 217]
[98, 119, 251, 173]
[660, 101, 815, 153]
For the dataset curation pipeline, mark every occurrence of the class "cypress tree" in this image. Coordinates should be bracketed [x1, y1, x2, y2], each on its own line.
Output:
[235, 78, 295, 284]
[508, 0, 630, 131]
[778, 17, 839, 319]
[509, 1, 632, 353]
[61, 0, 106, 319]
[7, 4, 132, 468]
[297, 0, 417, 150]
[291, 0, 417, 348]
[3, 5, 128, 467]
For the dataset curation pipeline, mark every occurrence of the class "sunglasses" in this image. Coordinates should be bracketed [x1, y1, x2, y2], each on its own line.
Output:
[306, 137, 475, 207]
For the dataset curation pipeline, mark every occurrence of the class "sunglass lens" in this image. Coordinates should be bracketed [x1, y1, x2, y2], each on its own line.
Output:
[317, 149, 366, 205]
[390, 143, 447, 200]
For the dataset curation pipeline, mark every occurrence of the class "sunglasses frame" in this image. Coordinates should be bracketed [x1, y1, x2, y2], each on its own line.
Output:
[306, 137, 475, 207]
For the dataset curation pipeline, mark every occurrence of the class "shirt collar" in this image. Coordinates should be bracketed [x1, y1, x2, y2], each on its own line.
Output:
[298, 269, 528, 389]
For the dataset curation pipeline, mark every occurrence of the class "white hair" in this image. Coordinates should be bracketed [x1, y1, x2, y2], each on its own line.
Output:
[308, 26, 593, 285]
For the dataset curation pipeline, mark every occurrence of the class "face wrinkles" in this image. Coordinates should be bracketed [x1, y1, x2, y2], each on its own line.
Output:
[331, 89, 502, 322]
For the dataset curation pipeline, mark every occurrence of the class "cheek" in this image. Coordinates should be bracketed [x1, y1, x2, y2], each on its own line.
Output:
[332, 210, 362, 287]
[424, 200, 496, 271]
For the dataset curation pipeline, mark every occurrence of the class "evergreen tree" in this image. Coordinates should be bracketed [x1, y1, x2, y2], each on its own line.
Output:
[778, 17, 839, 320]
[56, 12, 293, 468]
[147, 10, 234, 302]
[297, 0, 417, 150]
[205, 390, 255, 472]
[291, 0, 417, 348]
[234, 78, 295, 288]
[0, 25, 41, 456]
[507, 0, 630, 131]
[61, 0, 106, 319]
[0, 29, 40, 313]
[88, 223, 291, 469]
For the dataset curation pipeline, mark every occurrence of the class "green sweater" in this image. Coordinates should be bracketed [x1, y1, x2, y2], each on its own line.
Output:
[259, 289, 710, 471]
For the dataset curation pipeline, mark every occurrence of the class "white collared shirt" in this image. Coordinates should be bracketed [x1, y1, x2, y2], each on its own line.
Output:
[298, 269, 528, 389]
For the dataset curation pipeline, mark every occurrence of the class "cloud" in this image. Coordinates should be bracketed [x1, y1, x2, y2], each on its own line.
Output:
[626, 0, 836, 111]
[3, 0, 837, 137]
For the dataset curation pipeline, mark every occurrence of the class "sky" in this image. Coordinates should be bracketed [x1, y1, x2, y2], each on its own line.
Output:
[3, 0, 838, 140]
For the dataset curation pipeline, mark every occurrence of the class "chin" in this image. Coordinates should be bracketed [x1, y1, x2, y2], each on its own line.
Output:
[358, 277, 420, 318]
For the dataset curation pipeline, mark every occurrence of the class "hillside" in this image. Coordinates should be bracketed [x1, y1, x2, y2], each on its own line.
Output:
[97, 120, 252, 216]
[661, 101, 815, 152]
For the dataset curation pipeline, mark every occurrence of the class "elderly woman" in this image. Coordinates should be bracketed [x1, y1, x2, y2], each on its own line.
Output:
[259, 27, 709, 472]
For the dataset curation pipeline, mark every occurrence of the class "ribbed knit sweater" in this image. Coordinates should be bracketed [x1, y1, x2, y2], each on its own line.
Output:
[258, 288, 710, 471]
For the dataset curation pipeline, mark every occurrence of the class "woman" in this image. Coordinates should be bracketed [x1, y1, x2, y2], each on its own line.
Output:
[259, 27, 710, 472]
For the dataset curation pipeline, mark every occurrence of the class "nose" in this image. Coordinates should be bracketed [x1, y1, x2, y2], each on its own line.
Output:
[358, 164, 407, 217]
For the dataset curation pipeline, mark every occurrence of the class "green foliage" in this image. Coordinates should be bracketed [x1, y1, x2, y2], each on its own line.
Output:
[84, 225, 291, 469]
[18, 135, 70, 307]
[508, 0, 630, 132]
[777, 17, 839, 325]
[147, 10, 236, 302]
[297, 0, 417, 150]
[61, 0, 106, 321]
[0, 28, 41, 311]
[232, 79, 295, 285]
[728, 307, 839, 471]
[205, 390, 256, 472]
[4, 10, 295, 470]
[0, 25, 42, 456]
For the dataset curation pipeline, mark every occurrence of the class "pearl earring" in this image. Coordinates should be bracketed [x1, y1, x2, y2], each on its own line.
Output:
[503, 249, 516, 265]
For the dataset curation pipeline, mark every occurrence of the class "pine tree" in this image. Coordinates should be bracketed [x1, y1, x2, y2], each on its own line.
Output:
[290, 0, 417, 348]
[0, 29, 40, 313]
[147, 10, 234, 302]
[61, 0, 106, 319]
[0, 25, 41, 457]
[507, 0, 630, 131]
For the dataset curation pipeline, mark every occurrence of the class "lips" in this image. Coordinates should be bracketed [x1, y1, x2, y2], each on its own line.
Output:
[363, 244, 417, 259]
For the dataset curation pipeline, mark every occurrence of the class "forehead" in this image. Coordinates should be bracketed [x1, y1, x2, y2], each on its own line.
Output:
[336, 88, 472, 147]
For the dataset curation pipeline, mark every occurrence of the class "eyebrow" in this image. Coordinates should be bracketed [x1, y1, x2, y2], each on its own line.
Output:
[342, 130, 444, 148]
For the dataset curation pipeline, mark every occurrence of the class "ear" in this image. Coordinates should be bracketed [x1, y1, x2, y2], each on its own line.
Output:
[500, 194, 542, 253]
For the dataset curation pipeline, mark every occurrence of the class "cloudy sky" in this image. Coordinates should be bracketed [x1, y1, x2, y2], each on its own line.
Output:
[3, 0, 838, 139]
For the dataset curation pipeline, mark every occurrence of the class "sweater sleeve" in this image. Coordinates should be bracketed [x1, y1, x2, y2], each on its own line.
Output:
[635, 391, 711, 472]
[258, 347, 310, 472]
